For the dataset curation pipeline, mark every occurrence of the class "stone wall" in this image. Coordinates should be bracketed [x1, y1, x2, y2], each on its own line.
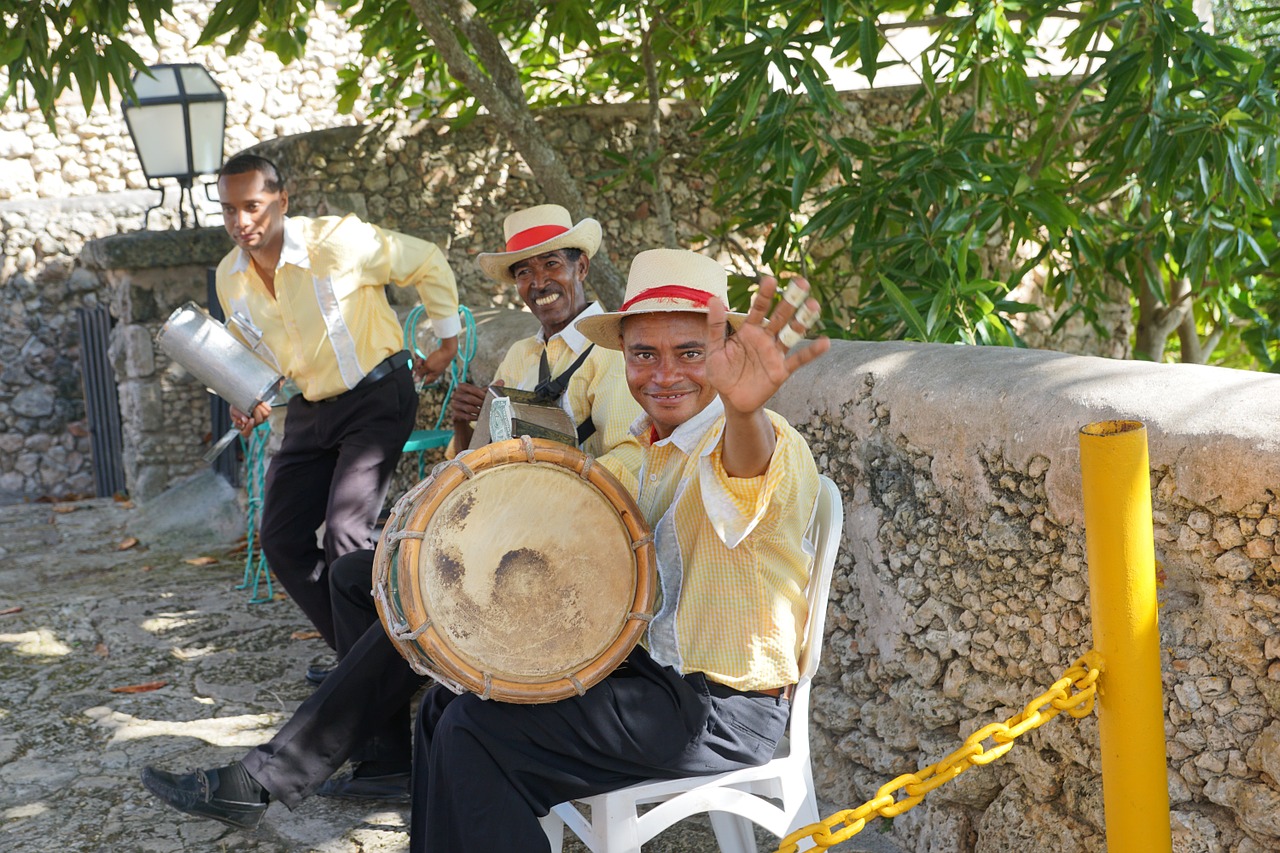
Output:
[248, 101, 1132, 363]
[0, 199, 113, 502]
[5, 16, 1123, 505]
[769, 341, 1280, 853]
[78, 229, 235, 500]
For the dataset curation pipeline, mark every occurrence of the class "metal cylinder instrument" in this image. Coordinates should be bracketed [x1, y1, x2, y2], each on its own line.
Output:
[156, 301, 284, 414]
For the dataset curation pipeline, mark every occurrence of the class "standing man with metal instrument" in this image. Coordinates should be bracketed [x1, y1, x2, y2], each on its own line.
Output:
[214, 152, 460, 651]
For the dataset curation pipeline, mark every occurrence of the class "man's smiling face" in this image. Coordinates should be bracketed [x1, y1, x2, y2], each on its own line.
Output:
[510, 250, 590, 338]
[622, 312, 717, 439]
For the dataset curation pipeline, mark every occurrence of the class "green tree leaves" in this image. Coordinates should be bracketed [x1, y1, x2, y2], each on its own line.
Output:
[6, 0, 1280, 365]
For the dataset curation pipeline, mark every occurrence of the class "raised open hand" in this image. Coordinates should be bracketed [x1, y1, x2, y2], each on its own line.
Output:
[706, 276, 830, 417]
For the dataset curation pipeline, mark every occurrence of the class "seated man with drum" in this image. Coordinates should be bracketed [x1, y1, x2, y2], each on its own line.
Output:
[139, 205, 645, 823]
[408, 247, 831, 851]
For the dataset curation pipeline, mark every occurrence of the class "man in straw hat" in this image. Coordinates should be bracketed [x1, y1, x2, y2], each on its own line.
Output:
[407, 247, 830, 852]
[139, 205, 645, 824]
[448, 203, 643, 478]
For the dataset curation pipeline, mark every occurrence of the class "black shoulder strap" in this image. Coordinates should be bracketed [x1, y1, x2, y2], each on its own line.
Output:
[535, 344, 599, 447]
[534, 344, 595, 402]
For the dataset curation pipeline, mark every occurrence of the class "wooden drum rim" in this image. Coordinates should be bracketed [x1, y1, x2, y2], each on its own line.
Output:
[373, 437, 655, 703]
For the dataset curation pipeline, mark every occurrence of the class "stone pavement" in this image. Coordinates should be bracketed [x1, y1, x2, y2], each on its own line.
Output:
[0, 475, 903, 853]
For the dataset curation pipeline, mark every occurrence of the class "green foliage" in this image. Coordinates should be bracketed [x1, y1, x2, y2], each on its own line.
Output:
[7, 0, 1280, 366]
[691, 0, 1280, 365]
[1215, 0, 1280, 45]
[0, 0, 172, 121]
[202, 0, 312, 62]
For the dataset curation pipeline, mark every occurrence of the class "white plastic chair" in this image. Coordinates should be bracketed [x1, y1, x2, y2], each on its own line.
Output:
[540, 475, 844, 853]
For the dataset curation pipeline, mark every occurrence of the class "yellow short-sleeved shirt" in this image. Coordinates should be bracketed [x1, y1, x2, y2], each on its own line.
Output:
[491, 303, 644, 495]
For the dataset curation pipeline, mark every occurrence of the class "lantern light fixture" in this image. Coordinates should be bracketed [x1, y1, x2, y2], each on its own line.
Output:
[122, 63, 226, 229]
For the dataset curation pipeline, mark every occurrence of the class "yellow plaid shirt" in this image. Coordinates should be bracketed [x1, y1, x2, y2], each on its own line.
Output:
[493, 303, 644, 494]
[635, 398, 819, 692]
[217, 215, 459, 402]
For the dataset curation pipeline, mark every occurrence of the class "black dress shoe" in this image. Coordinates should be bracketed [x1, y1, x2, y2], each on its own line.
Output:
[305, 663, 334, 685]
[141, 765, 268, 830]
[316, 770, 411, 803]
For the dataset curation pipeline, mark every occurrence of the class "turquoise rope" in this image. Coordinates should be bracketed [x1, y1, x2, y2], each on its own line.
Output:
[405, 305, 477, 429]
[236, 421, 274, 604]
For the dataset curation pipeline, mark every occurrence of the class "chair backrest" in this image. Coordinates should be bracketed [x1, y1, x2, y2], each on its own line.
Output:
[796, 475, 843, 684]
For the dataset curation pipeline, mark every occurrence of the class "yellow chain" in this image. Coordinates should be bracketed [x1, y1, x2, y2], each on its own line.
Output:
[776, 650, 1103, 853]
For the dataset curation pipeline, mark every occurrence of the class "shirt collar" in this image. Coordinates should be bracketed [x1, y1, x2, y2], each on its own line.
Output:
[278, 217, 311, 269]
[536, 301, 602, 356]
[630, 395, 725, 455]
[229, 216, 310, 275]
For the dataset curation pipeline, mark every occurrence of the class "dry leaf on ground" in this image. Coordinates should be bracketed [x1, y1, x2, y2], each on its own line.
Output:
[290, 630, 323, 640]
[110, 681, 167, 694]
[52, 505, 77, 514]
[116, 537, 139, 551]
[184, 556, 218, 566]
[94, 643, 109, 658]
[0, 605, 22, 616]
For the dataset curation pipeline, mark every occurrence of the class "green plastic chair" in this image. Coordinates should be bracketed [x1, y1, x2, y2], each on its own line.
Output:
[402, 305, 476, 479]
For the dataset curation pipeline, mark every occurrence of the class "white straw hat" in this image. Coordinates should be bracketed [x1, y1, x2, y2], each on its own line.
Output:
[576, 248, 747, 350]
[477, 204, 602, 283]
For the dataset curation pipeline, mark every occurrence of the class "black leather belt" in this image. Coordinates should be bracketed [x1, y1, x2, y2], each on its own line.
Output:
[317, 350, 410, 403]
[706, 679, 794, 702]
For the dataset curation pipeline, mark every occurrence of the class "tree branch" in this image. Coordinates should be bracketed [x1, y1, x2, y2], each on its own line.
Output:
[1134, 249, 1188, 361]
[404, 0, 627, 305]
[641, 8, 678, 248]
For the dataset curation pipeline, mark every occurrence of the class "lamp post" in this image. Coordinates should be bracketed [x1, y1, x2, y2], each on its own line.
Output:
[122, 63, 226, 229]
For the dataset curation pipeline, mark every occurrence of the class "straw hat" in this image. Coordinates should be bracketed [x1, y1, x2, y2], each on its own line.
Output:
[477, 204, 602, 283]
[576, 248, 747, 350]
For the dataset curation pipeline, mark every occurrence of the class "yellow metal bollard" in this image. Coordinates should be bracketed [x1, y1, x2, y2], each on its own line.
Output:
[1078, 420, 1170, 852]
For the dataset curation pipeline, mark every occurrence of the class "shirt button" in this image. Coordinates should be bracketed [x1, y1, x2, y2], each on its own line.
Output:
[650, 475, 658, 482]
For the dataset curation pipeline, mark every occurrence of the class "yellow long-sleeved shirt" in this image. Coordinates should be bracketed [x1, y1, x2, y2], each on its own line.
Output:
[216, 214, 459, 402]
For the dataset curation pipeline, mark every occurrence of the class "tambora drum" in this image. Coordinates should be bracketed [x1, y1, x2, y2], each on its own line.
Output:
[373, 437, 655, 703]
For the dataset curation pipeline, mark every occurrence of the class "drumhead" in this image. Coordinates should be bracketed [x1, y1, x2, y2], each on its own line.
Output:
[375, 437, 654, 703]
[417, 462, 636, 680]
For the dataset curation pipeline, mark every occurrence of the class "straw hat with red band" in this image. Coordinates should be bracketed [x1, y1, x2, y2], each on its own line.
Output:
[576, 248, 747, 350]
[477, 204, 602, 283]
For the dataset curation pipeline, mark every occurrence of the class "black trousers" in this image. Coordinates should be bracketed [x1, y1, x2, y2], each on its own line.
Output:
[410, 648, 790, 853]
[259, 368, 417, 648]
[241, 549, 425, 807]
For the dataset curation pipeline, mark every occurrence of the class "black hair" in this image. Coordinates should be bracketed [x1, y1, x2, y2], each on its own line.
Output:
[218, 153, 286, 193]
